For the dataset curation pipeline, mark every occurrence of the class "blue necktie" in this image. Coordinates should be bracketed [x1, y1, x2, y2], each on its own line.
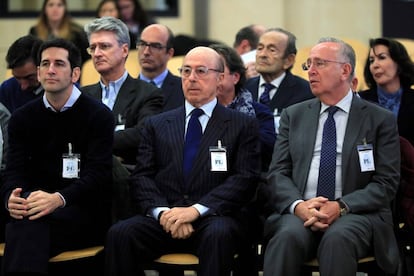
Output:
[183, 108, 204, 180]
[259, 83, 275, 106]
[317, 106, 339, 200]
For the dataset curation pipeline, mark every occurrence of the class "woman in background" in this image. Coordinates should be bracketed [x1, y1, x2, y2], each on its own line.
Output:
[117, 0, 155, 43]
[29, 0, 90, 64]
[359, 37, 414, 146]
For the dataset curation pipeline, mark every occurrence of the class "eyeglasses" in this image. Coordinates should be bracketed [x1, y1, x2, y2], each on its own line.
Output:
[136, 40, 168, 51]
[178, 66, 223, 79]
[302, 58, 346, 71]
[86, 43, 114, 55]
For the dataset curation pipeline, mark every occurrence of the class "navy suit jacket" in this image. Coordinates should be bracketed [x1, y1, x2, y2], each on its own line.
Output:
[265, 95, 400, 273]
[160, 71, 185, 112]
[359, 87, 414, 146]
[81, 75, 164, 164]
[130, 103, 261, 217]
[245, 71, 313, 114]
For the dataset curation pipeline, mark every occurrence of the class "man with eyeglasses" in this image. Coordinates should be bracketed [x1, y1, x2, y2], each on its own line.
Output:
[137, 23, 184, 112]
[263, 37, 400, 276]
[245, 28, 313, 133]
[82, 17, 164, 168]
[105, 46, 261, 276]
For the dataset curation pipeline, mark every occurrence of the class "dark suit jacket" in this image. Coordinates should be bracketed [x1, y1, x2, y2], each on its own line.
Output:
[81, 75, 164, 164]
[359, 87, 414, 146]
[265, 95, 400, 273]
[160, 71, 185, 112]
[244, 71, 314, 114]
[130, 103, 261, 216]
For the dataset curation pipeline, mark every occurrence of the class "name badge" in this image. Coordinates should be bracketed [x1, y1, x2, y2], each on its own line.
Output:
[357, 142, 375, 172]
[62, 143, 80, 178]
[210, 140, 227, 172]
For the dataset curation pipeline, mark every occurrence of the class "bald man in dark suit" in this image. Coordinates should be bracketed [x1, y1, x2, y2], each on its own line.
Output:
[105, 46, 261, 276]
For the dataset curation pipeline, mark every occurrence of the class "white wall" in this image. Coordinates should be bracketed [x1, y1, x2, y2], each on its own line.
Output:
[0, 0, 381, 80]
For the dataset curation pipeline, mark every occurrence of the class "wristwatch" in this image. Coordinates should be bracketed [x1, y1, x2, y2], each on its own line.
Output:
[337, 199, 349, 216]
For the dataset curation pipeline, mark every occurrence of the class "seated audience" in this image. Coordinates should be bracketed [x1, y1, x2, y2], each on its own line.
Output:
[0, 38, 114, 276]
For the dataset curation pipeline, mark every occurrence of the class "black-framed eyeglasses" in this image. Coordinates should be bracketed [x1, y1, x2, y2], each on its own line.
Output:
[86, 42, 114, 55]
[136, 40, 168, 51]
[178, 66, 223, 79]
[302, 58, 346, 71]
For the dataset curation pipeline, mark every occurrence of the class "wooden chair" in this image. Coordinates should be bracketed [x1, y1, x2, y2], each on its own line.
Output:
[0, 243, 104, 275]
[302, 255, 379, 275]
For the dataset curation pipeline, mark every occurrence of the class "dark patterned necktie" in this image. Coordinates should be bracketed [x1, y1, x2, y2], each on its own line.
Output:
[317, 106, 339, 200]
[183, 108, 204, 179]
[259, 83, 275, 105]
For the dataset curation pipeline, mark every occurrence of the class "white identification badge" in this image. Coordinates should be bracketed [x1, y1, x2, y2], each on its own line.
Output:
[62, 143, 80, 178]
[357, 141, 375, 172]
[210, 140, 227, 172]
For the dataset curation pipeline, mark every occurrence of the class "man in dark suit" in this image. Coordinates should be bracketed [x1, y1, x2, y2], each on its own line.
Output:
[263, 38, 400, 276]
[137, 23, 185, 112]
[244, 28, 313, 120]
[105, 46, 261, 276]
[82, 17, 164, 166]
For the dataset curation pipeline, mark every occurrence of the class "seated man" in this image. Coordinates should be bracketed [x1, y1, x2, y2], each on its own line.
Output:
[0, 38, 114, 275]
[263, 37, 400, 276]
[105, 46, 261, 276]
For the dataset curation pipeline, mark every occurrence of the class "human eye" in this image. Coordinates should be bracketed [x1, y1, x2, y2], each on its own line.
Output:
[100, 43, 112, 51]
[150, 43, 163, 50]
[89, 45, 96, 52]
[195, 67, 208, 76]
[315, 59, 326, 68]
[180, 67, 192, 76]
[55, 61, 66, 67]
[40, 60, 50, 68]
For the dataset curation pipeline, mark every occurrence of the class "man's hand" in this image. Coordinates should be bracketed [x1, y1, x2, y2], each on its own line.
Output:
[159, 207, 200, 238]
[7, 188, 28, 219]
[25, 190, 64, 220]
[295, 197, 330, 231]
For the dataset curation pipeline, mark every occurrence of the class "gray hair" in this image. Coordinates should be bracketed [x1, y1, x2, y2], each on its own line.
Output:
[317, 37, 355, 79]
[84, 17, 130, 48]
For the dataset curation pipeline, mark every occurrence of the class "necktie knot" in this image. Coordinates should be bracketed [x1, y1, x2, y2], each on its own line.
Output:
[327, 106, 339, 116]
[260, 83, 275, 105]
[191, 108, 204, 118]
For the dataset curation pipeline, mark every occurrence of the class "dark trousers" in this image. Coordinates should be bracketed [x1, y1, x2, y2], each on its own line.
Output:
[105, 214, 246, 276]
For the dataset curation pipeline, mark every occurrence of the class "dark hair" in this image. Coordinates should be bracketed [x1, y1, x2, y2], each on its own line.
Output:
[210, 43, 246, 94]
[233, 25, 259, 49]
[117, 0, 152, 30]
[38, 38, 82, 69]
[363, 37, 414, 89]
[96, 0, 120, 18]
[6, 35, 43, 69]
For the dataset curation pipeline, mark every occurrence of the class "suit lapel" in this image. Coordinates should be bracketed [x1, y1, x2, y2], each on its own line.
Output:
[166, 108, 186, 179]
[341, 95, 367, 191]
[112, 75, 136, 115]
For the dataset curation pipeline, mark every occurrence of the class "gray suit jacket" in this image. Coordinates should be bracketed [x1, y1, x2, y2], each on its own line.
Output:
[81, 75, 164, 164]
[266, 95, 400, 273]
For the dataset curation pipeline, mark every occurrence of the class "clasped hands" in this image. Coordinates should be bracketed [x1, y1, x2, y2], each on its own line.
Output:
[7, 188, 64, 220]
[295, 197, 341, 232]
[159, 207, 200, 239]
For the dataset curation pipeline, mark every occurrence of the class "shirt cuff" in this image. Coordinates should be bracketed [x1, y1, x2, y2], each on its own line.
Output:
[192, 203, 209, 216]
[152, 207, 170, 220]
[289, 199, 304, 214]
[56, 192, 66, 208]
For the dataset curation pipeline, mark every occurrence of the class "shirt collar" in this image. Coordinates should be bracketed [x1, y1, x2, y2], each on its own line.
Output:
[259, 71, 286, 88]
[139, 69, 169, 87]
[185, 97, 217, 118]
[320, 89, 353, 114]
[99, 70, 128, 95]
[43, 85, 81, 112]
